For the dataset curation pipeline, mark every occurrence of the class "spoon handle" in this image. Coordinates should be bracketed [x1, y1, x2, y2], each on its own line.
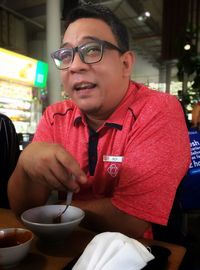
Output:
[66, 191, 73, 206]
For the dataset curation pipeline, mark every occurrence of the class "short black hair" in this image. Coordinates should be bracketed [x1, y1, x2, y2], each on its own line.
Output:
[64, 3, 129, 52]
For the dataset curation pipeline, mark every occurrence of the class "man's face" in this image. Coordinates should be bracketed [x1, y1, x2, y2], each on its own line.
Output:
[61, 18, 133, 119]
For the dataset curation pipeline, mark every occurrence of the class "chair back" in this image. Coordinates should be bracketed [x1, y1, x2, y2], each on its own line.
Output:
[0, 114, 20, 208]
[152, 128, 200, 246]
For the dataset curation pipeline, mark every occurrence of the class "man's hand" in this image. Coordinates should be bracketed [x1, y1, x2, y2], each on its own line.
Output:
[8, 142, 87, 215]
[20, 142, 87, 192]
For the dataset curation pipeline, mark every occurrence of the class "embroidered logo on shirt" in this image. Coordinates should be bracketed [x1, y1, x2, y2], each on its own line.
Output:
[107, 164, 119, 177]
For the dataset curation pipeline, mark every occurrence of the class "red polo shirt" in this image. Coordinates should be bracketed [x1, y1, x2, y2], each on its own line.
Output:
[33, 81, 190, 225]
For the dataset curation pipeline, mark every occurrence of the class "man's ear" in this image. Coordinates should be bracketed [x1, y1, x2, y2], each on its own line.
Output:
[121, 51, 135, 77]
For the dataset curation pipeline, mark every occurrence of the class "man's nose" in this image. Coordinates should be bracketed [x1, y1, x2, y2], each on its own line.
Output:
[69, 51, 88, 70]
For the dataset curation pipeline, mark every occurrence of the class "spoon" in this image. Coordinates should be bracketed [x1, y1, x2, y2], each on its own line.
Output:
[53, 191, 73, 223]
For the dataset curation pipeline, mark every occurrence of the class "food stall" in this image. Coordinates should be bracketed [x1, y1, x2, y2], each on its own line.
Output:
[0, 47, 48, 134]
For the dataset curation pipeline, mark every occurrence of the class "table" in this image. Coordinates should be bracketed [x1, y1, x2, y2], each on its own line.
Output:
[0, 208, 186, 270]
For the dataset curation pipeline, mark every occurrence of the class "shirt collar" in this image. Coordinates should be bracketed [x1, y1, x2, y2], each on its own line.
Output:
[103, 82, 138, 127]
[73, 109, 86, 126]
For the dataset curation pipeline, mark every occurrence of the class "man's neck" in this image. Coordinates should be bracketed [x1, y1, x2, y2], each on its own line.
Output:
[86, 116, 105, 130]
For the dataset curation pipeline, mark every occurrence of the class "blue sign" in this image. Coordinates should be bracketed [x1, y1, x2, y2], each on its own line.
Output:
[188, 128, 200, 175]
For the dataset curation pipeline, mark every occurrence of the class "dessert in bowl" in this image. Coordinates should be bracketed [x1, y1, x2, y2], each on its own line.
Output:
[0, 227, 33, 268]
[21, 205, 85, 242]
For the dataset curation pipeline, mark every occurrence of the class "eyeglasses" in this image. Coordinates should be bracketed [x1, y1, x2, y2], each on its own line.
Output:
[51, 38, 125, 70]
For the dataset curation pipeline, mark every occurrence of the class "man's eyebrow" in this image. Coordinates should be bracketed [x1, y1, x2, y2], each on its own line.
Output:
[60, 42, 69, 48]
[83, 36, 100, 41]
[60, 36, 100, 48]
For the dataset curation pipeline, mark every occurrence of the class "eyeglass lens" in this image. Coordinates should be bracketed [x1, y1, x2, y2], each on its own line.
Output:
[53, 41, 103, 69]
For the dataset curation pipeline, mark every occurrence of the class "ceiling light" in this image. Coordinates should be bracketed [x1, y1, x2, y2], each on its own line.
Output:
[137, 15, 144, 21]
[137, 11, 151, 21]
[184, 44, 191, 50]
[144, 11, 151, 17]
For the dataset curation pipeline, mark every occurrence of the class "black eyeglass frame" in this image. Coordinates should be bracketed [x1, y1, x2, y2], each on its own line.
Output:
[51, 38, 126, 70]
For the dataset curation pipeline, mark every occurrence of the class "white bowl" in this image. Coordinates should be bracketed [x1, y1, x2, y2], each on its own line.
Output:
[21, 205, 85, 242]
[0, 227, 33, 268]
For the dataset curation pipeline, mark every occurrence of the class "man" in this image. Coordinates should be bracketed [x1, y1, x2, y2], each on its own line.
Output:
[8, 4, 190, 239]
[192, 102, 200, 129]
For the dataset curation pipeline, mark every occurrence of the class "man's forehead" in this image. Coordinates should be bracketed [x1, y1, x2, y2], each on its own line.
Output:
[63, 18, 114, 39]
[62, 21, 116, 49]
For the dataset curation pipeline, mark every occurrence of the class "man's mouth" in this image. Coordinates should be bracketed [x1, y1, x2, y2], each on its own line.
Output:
[73, 82, 96, 91]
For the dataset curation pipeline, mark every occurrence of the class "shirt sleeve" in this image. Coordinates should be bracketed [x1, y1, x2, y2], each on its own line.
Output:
[32, 107, 54, 143]
[112, 94, 191, 225]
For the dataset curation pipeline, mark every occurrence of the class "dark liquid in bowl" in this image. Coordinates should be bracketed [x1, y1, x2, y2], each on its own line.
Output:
[53, 216, 62, 224]
[0, 230, 32, 248]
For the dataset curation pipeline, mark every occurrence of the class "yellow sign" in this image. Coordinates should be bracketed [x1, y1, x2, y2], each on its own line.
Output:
[0, 48, 37, 85]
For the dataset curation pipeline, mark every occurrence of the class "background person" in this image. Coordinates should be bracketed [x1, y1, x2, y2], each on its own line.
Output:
[8, 4, 190, 239]
[191, 102, 200, 130]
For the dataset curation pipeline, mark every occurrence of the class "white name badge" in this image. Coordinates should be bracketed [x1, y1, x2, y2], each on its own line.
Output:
[103, 155, 124, 163]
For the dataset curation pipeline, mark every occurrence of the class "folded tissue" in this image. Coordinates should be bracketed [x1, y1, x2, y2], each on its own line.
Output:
[72, 232, 155, 270]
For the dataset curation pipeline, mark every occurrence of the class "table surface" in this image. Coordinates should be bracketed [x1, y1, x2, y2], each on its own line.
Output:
[0, 208, 186, 270]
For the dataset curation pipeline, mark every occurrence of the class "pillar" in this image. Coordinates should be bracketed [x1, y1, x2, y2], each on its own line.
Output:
[165, 61, 172, 93]
[46, 0, 62, 104]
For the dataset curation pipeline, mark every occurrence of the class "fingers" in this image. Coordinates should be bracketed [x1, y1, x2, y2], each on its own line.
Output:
[48, 162, 80, 192]
[21, 142, 87, 193]
[54, 146, 87, 185]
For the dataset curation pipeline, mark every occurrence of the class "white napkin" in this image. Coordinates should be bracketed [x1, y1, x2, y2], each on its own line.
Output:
[72, 232, 154, 270]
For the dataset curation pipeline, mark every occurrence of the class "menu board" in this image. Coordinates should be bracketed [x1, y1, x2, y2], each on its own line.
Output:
[188, 128, 200, 175]
[0, 48, 48, 88]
